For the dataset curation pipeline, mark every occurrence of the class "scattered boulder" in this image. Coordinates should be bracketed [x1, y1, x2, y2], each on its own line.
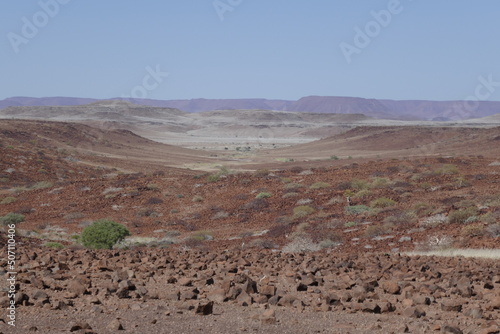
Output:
[195, 301, 214, 315]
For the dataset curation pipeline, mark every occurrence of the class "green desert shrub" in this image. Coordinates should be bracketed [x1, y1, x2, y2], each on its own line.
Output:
[383, 211, 417, 226]
[448, 207, 478, 224]
[345, 205, 371, 215]
[460, 224, 484, 238]
[370, 177, 390, 188]
[285, 183, 304, 190]
[187, 231, 213, 242]
[256, 192, 272, 199]
[207, 174, 220, 183]
[412, 202, 435, 217]
[370, 197, 397, 208]
[310, 182, 330, 189]
[0, 213, 25, 225]
[293, 205, 315, 218]
[0, 197, 17, 205]
[434, 164, 459, 175]
[353, 189, 372, 199]
[254, 169, 270, 177]
[364, 224, 392, 238]
[350, 179, 369, 191]
[44, 242, 64, 249]
[344, 221, 357, 228]
[32, 181, 54, 190]
[80, 219, 130, 249]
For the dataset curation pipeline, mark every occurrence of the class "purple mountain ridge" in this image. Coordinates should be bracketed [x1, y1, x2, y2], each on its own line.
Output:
[1, 96, 499, 121]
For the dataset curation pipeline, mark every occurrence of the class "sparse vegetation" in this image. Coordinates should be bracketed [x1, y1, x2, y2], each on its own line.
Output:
[64, 212, 85, 221]
[137, 208, 161, 217]
[44, 242, 64, 249]
[448, 207, 478, 224]
[254, 169, 270, 177]
[188, 231, 213, 241]
[293, 205, 315, 218]
[434, 164, 459, 175]
[350, 179, 369, 191]
[370, 177, 390, 188]
[285, 182, 304, 190]
[370, 197, 396, 208]
[0, 213, 25, 225]
[282, 236, 321, 253]
[192, 195, 204, 202]
[207, 174, 220, 183]
[146, 183, 160, 191]
[352, 189, 372, 199]
[345, 205, 371, 215]
[310, 182, 330, 189]
[211, 211, 229, 220]
[413, 202, 435, 217]
[460, 224, 485, 238]
[32, 181, 54, 190]
[364, 224, 392, 238]
[256, 192, 272, 199]
[0, 197, 17, 205]
[247, 238, 277, 249]
[383, 211, 417, 226]
[80, 219, 131, 249]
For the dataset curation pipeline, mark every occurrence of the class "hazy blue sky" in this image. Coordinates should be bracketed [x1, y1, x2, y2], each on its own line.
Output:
[1, 0, 499, 101]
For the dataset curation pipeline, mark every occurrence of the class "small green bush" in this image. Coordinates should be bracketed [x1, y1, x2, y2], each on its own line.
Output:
[364, 224, 392, 238]
[0, 213, 25, 225]
[345, 205, 371, 215]
[383, 211, 417, 226]
[44, 242, 64, 249]
[188, 231, 213, 241]
[413, 202, 434, 217]
[370, 197, 397, 208]
[310, 182, 330, 189]
[293, 205, 315, 218]
[350, 179, 369, 191]
[254, 169, 270, 177]
[434, 164, 459, 175]
[32, 181, 53, 190]
[0, 197, 17, 205]
[256, 192, 272, 199]
[353, 189, 372, 199]
[448, 207, 478, 224]
[460, 224, 484, 238]
[80, 219, 130, 249]
[207, 174, 220, 183]
[285, 183, 304, 190]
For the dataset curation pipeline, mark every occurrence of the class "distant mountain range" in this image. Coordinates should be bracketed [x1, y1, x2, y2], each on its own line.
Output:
[1, 96, 499, 121]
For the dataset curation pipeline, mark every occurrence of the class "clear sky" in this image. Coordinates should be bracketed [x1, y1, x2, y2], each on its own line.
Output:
[1, 0, 499, 101]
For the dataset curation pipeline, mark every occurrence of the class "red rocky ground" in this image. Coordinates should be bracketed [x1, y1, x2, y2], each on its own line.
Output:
[0, 120, 499, 333]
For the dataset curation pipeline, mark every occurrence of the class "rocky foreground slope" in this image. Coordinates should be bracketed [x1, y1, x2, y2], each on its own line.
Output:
[1, 240, 499, 333]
